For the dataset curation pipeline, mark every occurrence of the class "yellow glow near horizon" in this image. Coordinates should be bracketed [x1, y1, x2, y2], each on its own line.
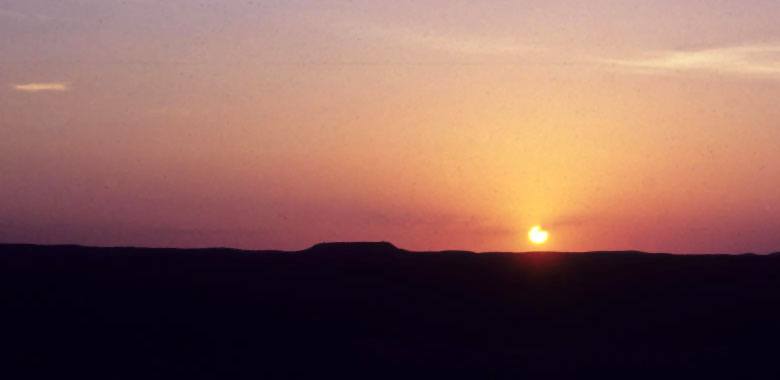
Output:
[529, 226, 549, 245]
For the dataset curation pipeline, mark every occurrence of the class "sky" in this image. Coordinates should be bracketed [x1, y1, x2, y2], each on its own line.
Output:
[1, 0, 780, 253]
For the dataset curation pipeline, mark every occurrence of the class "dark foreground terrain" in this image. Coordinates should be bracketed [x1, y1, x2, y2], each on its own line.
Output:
[3, 242, 780, 379]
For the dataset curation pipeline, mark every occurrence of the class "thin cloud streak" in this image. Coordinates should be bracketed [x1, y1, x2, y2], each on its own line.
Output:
[600, 44, 780, 78]
[0, 9, 55, 22]
[12, 83, 69, 92]
[337, 20, 536, 57]
[383, 28, 533, 56]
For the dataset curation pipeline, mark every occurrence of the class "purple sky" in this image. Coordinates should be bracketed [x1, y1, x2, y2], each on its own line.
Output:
[2, 0, 780, 252]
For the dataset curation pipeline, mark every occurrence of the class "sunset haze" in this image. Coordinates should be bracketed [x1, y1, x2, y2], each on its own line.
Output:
[2, 0, 779, 253]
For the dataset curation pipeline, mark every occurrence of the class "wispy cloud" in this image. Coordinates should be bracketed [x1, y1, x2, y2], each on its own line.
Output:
[336, 19, 535, 57]
[381, 28, 533, 56]
[12, 83, 69, 92]
[600, 44, 780, 78]
[0, 9, 55, 22]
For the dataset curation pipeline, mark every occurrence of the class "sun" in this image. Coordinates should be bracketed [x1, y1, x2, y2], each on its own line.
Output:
[529, 226, 549, 245]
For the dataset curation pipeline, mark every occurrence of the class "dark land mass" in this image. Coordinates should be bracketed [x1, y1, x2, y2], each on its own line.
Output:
[3, 242, 780, 379]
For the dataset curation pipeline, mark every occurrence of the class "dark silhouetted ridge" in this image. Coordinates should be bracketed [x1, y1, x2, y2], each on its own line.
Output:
[303, 241, 403, 257]
[584, 250, 650, 255]
[4, 242, 780, 379]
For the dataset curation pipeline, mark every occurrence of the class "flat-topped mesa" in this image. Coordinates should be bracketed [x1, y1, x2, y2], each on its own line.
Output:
[303, 241, 402, 256]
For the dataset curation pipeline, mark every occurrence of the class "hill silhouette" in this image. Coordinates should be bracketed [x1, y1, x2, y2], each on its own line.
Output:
[2, 242, 780, 379]
[303, 241, 403, 256]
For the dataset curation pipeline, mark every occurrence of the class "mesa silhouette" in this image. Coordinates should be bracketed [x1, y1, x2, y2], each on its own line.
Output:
[3, 242, 780, 379]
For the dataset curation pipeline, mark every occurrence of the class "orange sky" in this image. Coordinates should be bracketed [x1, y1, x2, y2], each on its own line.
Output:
[2, 1, 780, 253]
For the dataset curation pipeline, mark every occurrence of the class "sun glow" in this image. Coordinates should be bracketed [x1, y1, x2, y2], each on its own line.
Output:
[529, 226, 549, 245]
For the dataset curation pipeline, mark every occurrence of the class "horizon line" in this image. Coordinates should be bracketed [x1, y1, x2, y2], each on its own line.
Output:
[1, 241, 777, 256]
